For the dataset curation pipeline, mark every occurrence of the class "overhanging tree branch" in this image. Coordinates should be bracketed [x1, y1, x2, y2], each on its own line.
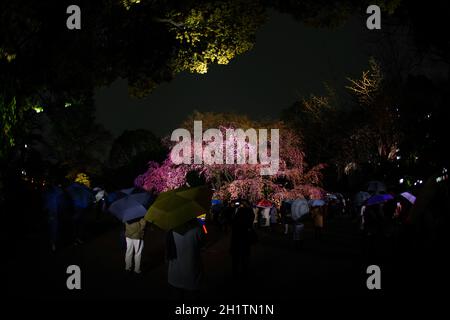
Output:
[153, 17, 185, 28]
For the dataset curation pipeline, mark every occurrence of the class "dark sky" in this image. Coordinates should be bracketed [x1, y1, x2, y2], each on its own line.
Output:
[95, 10, 370, 137]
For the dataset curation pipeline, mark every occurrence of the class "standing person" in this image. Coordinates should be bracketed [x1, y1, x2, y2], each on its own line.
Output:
[93, 187, 106, 220]
[211, 200, 222, 226]
[222, 201, 236, 233]
[292, 220, 305, 249]
[125, 217, 146, 274]
[280, 200, 293, 235]
[394, 196, 415, 254]
[360, 203, 367, 232]
[311, 205, 326, 240]
[72, 206, 84, 244]
[66, 182, 94, 244]
[328, 199, 338, 220]
[167, 219, 205, 299]
[230, 200, 256, 280]
[362, 203, 384, 260]
[269, 205, 278, 232]
[43, 182, 67, 252]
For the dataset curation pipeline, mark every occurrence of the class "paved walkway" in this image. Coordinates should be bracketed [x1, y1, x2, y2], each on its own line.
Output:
[7, 215, 379, 300]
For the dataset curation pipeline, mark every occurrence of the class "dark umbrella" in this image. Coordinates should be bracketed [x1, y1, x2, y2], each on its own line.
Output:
[105, 187, 144, 207]
[44, 186, 68, 213]
[109, 191, 153, 222]
[105, 191, 125, 207]
[354, 191, 371, 206]
[66, 183, 94, 208]
[366, 193, 394, 206]
[174, 219, 203, 235]
[145, 185, 212, 231]
[367, 181, 386, 194]
[120, 187, 138, 195]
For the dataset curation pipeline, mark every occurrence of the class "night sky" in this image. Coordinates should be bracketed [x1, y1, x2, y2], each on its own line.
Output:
[95, 10, 370, 137]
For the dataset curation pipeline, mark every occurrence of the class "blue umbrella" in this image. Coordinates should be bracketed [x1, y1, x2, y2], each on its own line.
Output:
[44, 186, 69, 214]
[120, 187, 136, 195]
[400, 192, 416, 204]
[291, 199, 310, 220]
[105, 191, 125, 207]
[310, 199, 326, 207]
[366, 194, 394, 206]
[105, 187, 144, 207]
[109, 191, 153, 222]
[66, 183, 94, 209]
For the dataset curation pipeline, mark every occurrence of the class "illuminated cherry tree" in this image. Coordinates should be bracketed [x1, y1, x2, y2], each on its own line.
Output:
[135, 116, 325, 204]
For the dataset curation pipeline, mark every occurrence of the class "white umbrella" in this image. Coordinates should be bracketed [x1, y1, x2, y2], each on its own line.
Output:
[400, 192, 416, 204]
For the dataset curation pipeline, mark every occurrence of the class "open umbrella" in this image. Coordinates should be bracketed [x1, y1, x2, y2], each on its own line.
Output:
[105, 191, 125, 207]
[400, 192, 416, 204]
[291, 199, 310, 220]
[366, 193, 394, 206]
[109, 191, 153, 222]
[105, 187, 144, 207]
[310, 199, 326, 207]
[44, 186, 69, 213]
[173, 218, 203, 235]
[66, 183, 94, 209]
[367, 181, 386, 194]
[145, 185, 212, 230]
[326, 193, 338, 200]
[354, 191, 371, 206]
[256, 199, 272, 208]
[120, 187, 135, 195]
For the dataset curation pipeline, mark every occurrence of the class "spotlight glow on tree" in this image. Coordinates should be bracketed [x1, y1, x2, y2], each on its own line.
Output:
[135, 113, 325, 204]
[74, 173, 91, 188]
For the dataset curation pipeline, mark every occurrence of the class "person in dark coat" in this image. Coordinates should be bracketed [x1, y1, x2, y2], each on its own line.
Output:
[43, 182, 68, 252]
[311, 205, 326, 241]
[67, 182, 94, 244]
[230, 200, 256, 280]
[280, 200, 293, 235]
[363, 203, 386, 260]
[167, 219, 205, 300]
[220, 201, 234, 233]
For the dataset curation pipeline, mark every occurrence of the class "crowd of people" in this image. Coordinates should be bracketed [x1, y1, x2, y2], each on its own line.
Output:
[40, 173, 448, 299]
[43, 177, 95, 251]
